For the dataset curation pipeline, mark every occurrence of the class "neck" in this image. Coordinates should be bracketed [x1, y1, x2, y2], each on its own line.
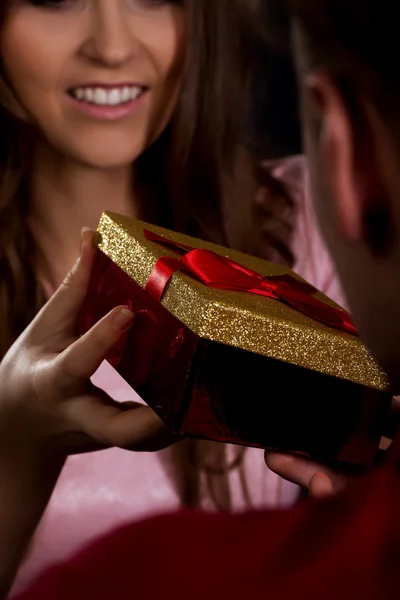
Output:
[29, 139, 137, 294]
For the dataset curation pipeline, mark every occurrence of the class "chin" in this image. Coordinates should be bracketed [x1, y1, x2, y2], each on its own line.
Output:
[78, 148, 142, 170]
[80, 155, 136, 171]
[60, 135, 147, 171]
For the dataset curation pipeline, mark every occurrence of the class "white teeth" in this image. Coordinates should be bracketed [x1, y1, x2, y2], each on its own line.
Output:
[108, 89, 121, 106]
[72, 85, 143, 107]
[85, 88, 94, 103]
[131, 86, 141, 101]
[94, 88, 107, 105]
[121, 86, 131, 102]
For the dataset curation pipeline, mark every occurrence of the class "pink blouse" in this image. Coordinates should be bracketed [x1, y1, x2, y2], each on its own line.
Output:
[277, 156, 346, 308]
[11, 156, 346, 596]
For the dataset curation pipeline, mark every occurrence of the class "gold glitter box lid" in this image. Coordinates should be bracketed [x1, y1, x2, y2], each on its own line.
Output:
[96, 212, 388, 392]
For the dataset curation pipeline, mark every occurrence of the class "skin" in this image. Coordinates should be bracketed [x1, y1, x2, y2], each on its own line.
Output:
[266, 22, 400, 496]
[0, 229, 177, 598]
[0, 1, 184, 595]
[1, 0, 185, 292]
[2, 3, 400, 593]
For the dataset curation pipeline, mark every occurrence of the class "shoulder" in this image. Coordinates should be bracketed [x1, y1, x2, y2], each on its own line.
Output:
[15, 510, 280, 600]
[262, 155, 347, 307]
[16, 466, 400, 600]
[262, 154, 307, 208]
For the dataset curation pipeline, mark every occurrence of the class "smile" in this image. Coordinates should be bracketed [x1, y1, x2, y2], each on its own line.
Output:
[69, 85, 146, 107]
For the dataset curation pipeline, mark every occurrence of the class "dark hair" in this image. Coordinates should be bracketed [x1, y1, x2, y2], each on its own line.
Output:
[250, 46, 302, 161]
[278, 0, 400, 116]
[0, 0, 295, 509]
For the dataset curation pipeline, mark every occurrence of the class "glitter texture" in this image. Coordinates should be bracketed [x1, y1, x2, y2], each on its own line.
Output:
[96, 212, 388, 392]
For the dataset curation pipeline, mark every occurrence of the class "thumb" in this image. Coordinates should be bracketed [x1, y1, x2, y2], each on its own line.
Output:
[30, 229, 97, 346]
[309, 472, 335, 498]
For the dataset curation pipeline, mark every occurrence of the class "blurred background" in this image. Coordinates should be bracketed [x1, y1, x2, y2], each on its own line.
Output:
[249, 0, 302, 160]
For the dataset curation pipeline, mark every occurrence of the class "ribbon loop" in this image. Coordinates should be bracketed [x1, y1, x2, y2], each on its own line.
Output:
[144, 229, 356, 335]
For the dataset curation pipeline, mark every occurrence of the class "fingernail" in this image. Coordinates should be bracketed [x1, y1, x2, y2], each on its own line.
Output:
[315, 472, 329, 480]
[309, 472, 334, 499]
[113, 308, 135, 331]
[81, 226, 91, 240]
[79, 227, 94, 258]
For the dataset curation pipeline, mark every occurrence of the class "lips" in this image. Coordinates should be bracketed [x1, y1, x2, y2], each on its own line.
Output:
[68, 84, 146, 107]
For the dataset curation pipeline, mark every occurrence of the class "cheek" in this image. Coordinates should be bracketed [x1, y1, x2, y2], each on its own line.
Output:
[0, 14, 71, 115]
[137, 12, 185, 141]
[1, 26, 40, 97]
[141, 11, 186, 85]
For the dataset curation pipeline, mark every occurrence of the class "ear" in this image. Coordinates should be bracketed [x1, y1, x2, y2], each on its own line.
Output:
[306, 71, 393, 257]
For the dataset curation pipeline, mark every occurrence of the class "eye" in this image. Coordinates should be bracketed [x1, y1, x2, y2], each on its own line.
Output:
[129, 0, 183, 6]
[26, 0, 80, 8]
[26, 0, 182, 8]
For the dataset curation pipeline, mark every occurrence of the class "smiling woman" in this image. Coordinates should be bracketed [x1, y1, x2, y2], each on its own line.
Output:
[1, 0, 185, 167]
[0, 0, 304, 593]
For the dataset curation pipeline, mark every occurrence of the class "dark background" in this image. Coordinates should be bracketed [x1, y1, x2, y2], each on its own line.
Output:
[249, 2, 302, 160]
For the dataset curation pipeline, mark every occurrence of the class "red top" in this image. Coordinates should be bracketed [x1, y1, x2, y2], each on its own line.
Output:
[15, 455, 400, 600]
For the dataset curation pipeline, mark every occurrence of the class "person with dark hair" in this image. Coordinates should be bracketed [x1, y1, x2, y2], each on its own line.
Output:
[0, 0, 349, 595]
[2, 0, 400, 597]
[264, 0, 400, 495]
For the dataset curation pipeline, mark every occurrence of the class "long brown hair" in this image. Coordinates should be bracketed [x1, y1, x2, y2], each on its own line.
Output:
[0, 0, 294, 510]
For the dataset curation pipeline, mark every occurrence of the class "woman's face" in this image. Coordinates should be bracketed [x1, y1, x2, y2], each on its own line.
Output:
[0, 0, 185, 168]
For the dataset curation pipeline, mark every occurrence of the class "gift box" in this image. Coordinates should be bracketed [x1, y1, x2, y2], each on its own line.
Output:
[79, 212, 391, 467]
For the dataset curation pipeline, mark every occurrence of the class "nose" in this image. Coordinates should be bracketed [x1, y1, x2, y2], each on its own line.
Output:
[81, 1, 138, 67]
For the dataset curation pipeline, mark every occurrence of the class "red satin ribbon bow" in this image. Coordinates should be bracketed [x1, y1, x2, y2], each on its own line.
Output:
[144, 229, 357, 335]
